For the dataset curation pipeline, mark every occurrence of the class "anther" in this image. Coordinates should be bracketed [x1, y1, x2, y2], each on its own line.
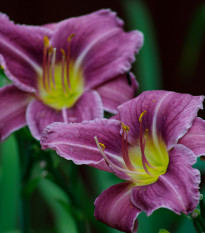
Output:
[43, 35, 49, 48]
[67, 33, 75, 42]
[95, 136, 139, 175]
[99, 143, 105, 150]
[60, 49, 66, 58]
[120, 122, 135, 171]
[139, 110, 147, 123]
[0, 65, 4, 70]
[121, 122, 129, 133]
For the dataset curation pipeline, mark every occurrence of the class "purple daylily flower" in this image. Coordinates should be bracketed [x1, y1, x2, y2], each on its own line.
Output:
[41, 91, 205, 233]
[0, 10, 143, 141]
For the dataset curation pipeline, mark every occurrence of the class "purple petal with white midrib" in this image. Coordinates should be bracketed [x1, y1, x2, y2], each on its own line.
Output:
[96, 73, 138, 114]
[41, 118, 125, 172]
[131, 144, 200, 215]
[50, 9, 143, 89]
[0, 13, 53, 92]
[94, 181, 141, 233]
[117, 91, 204, 148]
[179, 117, 205, 157]
[0, 84, 32, 141]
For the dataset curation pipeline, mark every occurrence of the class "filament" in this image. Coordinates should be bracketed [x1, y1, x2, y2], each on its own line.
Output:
[94, 136, 140, 175]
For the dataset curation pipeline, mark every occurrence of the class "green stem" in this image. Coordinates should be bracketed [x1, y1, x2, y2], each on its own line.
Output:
[200, 197, 205, 219]
[15, 131, 32, 233]
[193, 220, 203, 233]
[20, 196, 30, 233]
[198, 218, 205, 232]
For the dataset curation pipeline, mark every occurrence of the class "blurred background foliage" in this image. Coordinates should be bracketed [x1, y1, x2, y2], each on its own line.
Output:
[0, 0, 205, 232]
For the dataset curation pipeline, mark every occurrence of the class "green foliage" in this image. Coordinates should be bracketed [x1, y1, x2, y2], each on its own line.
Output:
[159, 229, 170, 233]
[0, 135, 20, 232]
[121, 0, 162, 92]
[0, 66, 10, 87]
[38, 178, 78, 233]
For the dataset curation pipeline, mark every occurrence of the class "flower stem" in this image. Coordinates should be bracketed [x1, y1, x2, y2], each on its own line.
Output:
[15, 129, 33, 233]
[192, 219, 203, 233]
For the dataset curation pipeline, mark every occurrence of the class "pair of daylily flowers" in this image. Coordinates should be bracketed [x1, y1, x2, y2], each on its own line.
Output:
[0, 9, 205, 233]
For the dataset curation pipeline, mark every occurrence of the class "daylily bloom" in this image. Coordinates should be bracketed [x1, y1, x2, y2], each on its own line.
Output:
[41, 91, 205, 233]
[0, 10, 143, 141]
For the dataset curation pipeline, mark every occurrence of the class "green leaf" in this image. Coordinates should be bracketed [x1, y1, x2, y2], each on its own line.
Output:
[0, 135, 20, 232]
[2, 230, 21, 233]
[159, 229, 170, 233]
[0, 66, 10, 87]
[121, 0, 162, 91]
[137, 209, 188, 233]
[38, 178, 78, 233]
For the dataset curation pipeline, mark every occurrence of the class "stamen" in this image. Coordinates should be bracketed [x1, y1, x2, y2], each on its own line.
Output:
[139, 112, 156, 176]
[121, 122, 129, 133]
[139, 110, 147, 123]
[67, 33, 75, 42]
[121, 123, 135, 171]
[43, 36, 50, 48]
[60, 49, 67, 95]
[43, 36, 49, 91]
[99, 143, 105, 150]
[66, 34, 75, 92]
[51, 47, 56, 89]
[95, 136, 140, 175]
[47, 46, 53, 90]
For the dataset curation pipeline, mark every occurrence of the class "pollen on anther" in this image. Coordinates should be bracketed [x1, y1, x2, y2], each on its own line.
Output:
[48, 46, 53, 54]
[121, 122, 129, 132]
[99, 143, 105, 150]
[60, 49, 66, 57]
[139, 111, 147, 123]
[67, 33, 75, 42]
[43, 35, 49, 47]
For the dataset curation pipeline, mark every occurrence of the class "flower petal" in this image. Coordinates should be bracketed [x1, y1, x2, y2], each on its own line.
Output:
[0, 13, 52, 92]
[94, 181, 141, 233]
[131, 144, 200, 215]
[179, 117, 205, 157]
[41, 118, 123, 172]
[0, 84, 31, 141]
[96, 73, 138, 114]
[27, 91, 104, 140]
[50, 9, 143, 88]
[117, 91, 204, 149]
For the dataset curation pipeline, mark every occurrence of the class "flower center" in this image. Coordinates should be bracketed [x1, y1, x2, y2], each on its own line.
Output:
[37, 35, 84, 110]
[95, 112, 169, 186]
